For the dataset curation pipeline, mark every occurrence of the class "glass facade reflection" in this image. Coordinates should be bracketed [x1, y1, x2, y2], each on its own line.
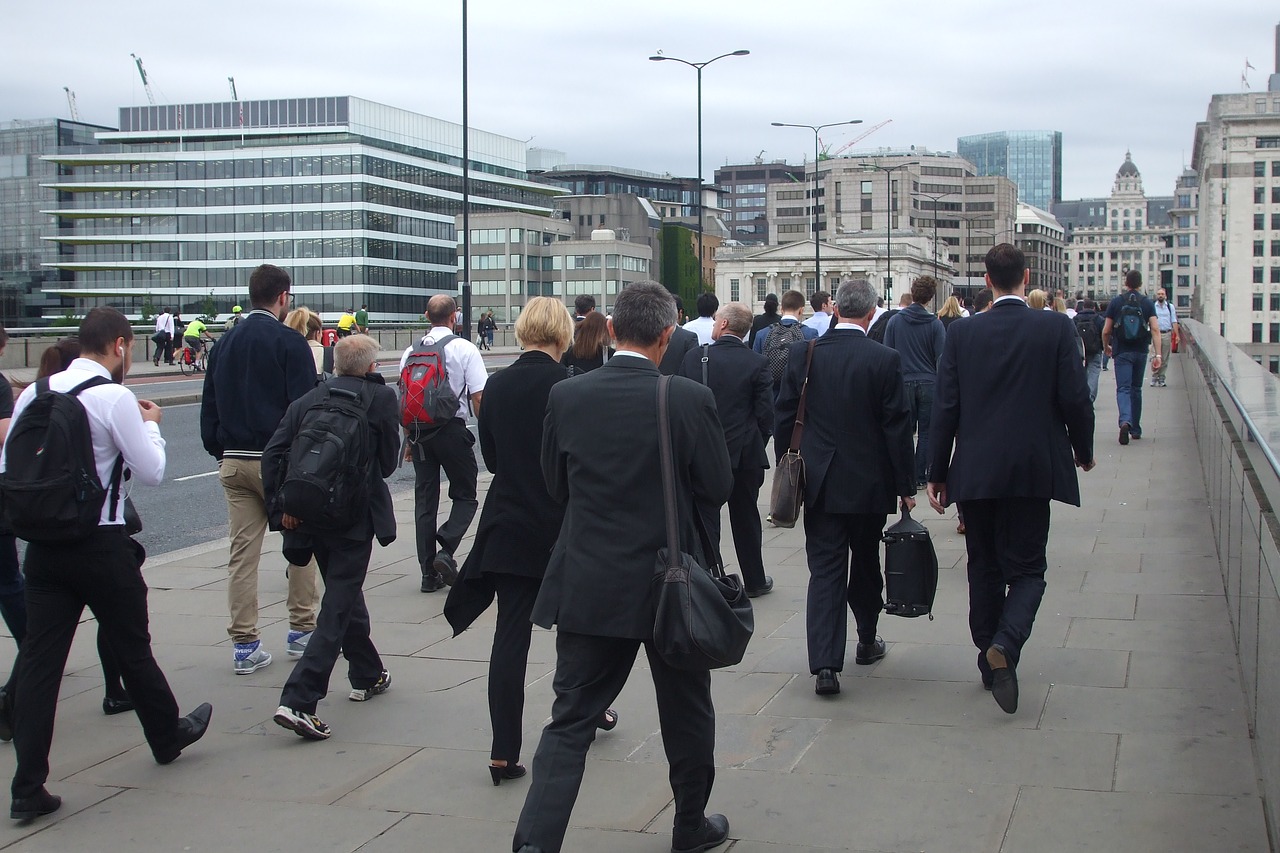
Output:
[958, 131, 1063, 211]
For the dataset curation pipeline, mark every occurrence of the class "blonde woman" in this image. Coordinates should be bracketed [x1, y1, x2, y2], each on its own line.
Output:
[938, 295, 965, 331]
[285, 307, 328, 375]
[1026, 289, 1048, 311]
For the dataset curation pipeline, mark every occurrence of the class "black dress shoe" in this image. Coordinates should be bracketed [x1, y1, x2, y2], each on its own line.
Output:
[977, 650, 993, 690]
[103, 695, 135, 716]
[814, 668, 840, 696]
[10, 788, 61, 821]
[420, 570, 445, 593]
[745, 576, 774, 598]
[432, 551, 459, 586]
[855, 636, 887, 665]
[0, 686, 12, 742]
[154, 702, 212, 765]
[986, 645, 1018, 714]
[672, 813, 730, 853]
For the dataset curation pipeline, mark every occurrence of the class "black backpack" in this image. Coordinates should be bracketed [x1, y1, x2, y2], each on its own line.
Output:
[763, 322, 806, 386]
[1074, 314, 1103, 359]
[279, 383, 373, 528]
[0, 376, 123, 542]
[882, 507, 939, 619]
[867, 309, 897, 344]
[1115, 291, 1150, 345]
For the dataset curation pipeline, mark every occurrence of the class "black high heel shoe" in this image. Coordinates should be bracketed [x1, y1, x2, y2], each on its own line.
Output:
[597, 708, 619, 731]
[489, 762, 527, 786]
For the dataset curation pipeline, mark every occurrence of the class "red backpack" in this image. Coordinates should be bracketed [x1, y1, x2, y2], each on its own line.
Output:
[399, 334, 461, 438]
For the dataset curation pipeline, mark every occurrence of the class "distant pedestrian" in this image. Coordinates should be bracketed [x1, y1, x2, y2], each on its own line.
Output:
[573, 294, 596, 322]
[1150, 288, 1178, 387]
[883, 276, 947, 487]
[801, 291, 833, 337]
[152, 307, 174, 366]
[748, 293, 779, 347]
[753, 290, 818, 393]
[1072, 299, 1105, 402]
[561, 311, 614, 375]
[938, 295, 965, 331]
[683, 292, 720, 345]
[355, 304, 369, 334]
[1102, 270, 1162, 444]
[337, 308, 356, 338]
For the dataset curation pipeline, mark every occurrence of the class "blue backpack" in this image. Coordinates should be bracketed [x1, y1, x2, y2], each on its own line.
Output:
[1116, 291, 1149, 346]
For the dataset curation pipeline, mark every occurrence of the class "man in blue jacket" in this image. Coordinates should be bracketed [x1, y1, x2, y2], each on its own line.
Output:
[883, 276, 947, 486]
[201, 264, 320, 675]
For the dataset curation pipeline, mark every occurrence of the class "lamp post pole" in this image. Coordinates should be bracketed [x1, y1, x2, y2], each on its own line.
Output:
[864, 161, 916, 301]
[650, 49, 750, 290]
[460, 0, 472, 342]
[771, 119, 862, 295]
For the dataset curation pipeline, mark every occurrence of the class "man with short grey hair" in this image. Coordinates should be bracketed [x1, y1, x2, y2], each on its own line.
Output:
[515, 280, 734, 853]
[776, 279, 916, 697]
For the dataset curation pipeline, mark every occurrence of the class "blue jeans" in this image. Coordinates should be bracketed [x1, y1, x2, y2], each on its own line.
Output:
[905, 380, 934, 484]
[1113, 350, 1147, 435]
[1085, 352, 1102, 403]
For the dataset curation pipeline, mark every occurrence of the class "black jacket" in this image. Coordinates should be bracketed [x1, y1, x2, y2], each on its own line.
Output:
[775, 329, 915, 513]
[201, 311, 317, 459]
[929, 299, 1094, 505]
[678, 336, 772, 470]
[533, 356, 733, 639]
[658, 325, 699, 376]
[261, 373, 400, 543]
[561, 346, 615, 375]
[748, 310, 780, 347]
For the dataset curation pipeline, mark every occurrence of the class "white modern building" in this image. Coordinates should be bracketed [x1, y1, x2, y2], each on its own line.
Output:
[1014, 202, 1066, 294]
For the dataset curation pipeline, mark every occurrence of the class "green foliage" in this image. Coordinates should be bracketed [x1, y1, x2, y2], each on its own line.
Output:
[52, 309, 80, 328]
[198, 290, 216, 323]
[659, 224, 704, 312]
[140, 292, 156, 323]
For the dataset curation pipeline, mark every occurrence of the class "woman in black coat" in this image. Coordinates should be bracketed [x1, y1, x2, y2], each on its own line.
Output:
[444, 297, 616, 786]
[560, 310, 614, 375]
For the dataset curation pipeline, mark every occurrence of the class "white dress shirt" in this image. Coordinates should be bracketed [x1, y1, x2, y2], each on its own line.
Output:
[154, 312, 174, 337]
[399, 325, 489, 421]
[683, 316, 717, 346]
[802, 311, 832, 336]
[1, 358, 166, 525]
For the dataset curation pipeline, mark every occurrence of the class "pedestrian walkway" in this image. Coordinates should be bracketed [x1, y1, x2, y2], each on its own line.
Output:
[0, 355, 1267, 851]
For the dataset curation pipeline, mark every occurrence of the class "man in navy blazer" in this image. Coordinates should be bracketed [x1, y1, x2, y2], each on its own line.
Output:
[927, 244, 1095, 714]
[679, 301, 775, 596]
[775, 280, 916, 697]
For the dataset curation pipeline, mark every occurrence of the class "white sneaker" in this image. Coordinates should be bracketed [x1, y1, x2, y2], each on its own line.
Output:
[349, 670, 392, 702]
[233, 641, 272, 675]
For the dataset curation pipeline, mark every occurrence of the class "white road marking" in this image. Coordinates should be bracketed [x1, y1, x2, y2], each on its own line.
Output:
[174, 470, 220, 482]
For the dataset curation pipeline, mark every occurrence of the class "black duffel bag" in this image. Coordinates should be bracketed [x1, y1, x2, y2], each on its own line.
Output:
[882, 506, 939, 619]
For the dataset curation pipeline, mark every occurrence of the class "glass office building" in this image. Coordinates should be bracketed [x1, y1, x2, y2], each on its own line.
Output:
[42, 97, 563, 320]
[957, 130, 1063, 211]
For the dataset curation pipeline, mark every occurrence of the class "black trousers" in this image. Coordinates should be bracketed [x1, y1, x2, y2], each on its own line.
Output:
[513, 632, 716, 853]
[12, 529, 181, 799]
[280, 535, 382, 714]
[958, 498, 1050, 671]
[488, 573, 542, 764]
[700, 467, 767, 591]
[802, 510, 887, 673]
[412, 418, 478, 574]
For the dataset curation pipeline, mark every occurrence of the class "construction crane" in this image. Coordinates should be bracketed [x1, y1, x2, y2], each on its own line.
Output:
[63, 87, 80, 121]
[228, 77, 238, 101]
[130, 53, 156, 105]
[832, 119, 893, 157]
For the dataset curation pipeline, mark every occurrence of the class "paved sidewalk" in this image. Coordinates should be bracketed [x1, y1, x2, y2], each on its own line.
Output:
[0, 355, 1268, 851]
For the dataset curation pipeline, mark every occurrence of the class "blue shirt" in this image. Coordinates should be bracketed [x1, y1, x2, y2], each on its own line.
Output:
[752, 317, 819, 354]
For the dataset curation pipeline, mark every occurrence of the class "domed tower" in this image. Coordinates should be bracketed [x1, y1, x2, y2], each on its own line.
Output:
[1113, 150, 1143, 196]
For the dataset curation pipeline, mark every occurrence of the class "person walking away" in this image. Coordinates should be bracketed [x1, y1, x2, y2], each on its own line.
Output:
[2, 308, 213, 821]
[679, 302, 775, 598]
[152, 307, 175, 366]
[938, 296, 965, 331]
[561, 311, 614, 375]
[1150, 288, 1178, 387]
[776, 280, 916, 697]
[748, 293, 779, 347]
[1101, 270, 1161, 444]
[265, 335, 398, 740]
[201, 264, 319, 674]
[801, 291, 833, 337]
[883, 275, 947, 488]
[1073, 299, 1105, 403]
[754, 289, 818, 394]
[927, 244, 1094, 714]
[355, 304, 369, 334]
[443, 298, 618, 786]
[400, 294, 487, 592]
[512, 281, 733, 853]
[683, 292, 720, 346]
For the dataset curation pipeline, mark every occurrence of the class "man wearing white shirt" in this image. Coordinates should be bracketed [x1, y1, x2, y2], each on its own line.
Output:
[802, 291, 833, 336]
[2, 308, 212, 821]
[682, 292, 720, 345]
[152, 306, 175, 366]
[400, 294, 488, 592]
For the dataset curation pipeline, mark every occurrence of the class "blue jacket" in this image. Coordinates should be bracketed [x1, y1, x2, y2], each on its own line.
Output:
[201, 310, 317, 460]
[883, 304, 946, 382]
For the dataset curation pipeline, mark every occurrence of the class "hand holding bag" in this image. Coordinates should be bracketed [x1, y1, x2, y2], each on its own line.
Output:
[767, 339, 816, 528]
[652, 375, 754, 671]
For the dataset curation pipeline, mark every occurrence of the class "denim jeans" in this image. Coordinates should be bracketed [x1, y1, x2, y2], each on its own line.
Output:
[905, 380, 934, 484]
[1113, 349, 1147, 435]
[1085, 352, 1102, 403]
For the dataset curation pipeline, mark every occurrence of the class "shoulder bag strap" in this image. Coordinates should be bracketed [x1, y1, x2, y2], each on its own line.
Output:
[787, 339, 817, 453]
[700, 344, 710, 386]
[656, 376, 681, 571]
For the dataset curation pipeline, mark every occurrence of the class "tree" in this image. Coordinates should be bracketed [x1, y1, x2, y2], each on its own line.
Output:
[140, 292, 156, 323]
[660, 223, 703, 314]
[198, 290, 216, 323]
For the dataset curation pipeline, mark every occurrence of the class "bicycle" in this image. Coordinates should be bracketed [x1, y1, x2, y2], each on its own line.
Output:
[177, 339, 208, 375]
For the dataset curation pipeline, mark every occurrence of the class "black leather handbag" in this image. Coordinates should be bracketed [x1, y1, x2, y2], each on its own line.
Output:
[766, 339, 815, 528]
[652, 376, 754, 671]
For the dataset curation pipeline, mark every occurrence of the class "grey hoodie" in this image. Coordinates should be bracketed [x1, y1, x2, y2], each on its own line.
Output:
[882, 303, 946, 382]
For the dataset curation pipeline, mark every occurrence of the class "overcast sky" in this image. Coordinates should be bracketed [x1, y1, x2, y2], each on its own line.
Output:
[3, 1, 1275, 201]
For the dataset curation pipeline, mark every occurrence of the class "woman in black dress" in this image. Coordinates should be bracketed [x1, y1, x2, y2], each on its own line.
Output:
[560, 310, 614, 375]
[444, 297, 616, 786]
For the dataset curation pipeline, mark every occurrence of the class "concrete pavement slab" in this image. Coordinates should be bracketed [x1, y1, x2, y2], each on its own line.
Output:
[1114, 732, 1260, 796]
[0, 784, 125, 848]
[1040, 685, 1251, 737]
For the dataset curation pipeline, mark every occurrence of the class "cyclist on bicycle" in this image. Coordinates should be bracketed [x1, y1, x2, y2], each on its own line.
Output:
[182, 318, 215, 371]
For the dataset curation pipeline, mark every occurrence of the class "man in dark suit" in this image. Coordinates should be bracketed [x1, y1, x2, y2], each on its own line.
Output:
[775, 280, 916, 697]
[514, 281, 734, 853]
[659, 322, 699, 375]
[927, 244, 1095, 714]
[679, 301, 775, 597]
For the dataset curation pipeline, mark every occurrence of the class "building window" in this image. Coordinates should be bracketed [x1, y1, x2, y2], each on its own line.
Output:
[1257, 214, 1267, 230]
[1257, 161, 1269, 177]
[1257, 268, 1267, 284]
[1271, 356, 1280, 375]
[756, 277, 767, 301]
[1254, 323, 1264, 343]
[1257, 241, 1267, 257]
[730, 278, 740, 302]
[1271, 292, 1279, 311]
[1257, 187, 1268, 204]
[1274, 214, 1280, 230]
[1254, 292, 1264, 311]
[1273, 267, 1280, 284]
[1270, 323, 1279, 344]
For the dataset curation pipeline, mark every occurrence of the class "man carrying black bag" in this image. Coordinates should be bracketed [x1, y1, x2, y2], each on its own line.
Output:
[513, 281, 734, 853]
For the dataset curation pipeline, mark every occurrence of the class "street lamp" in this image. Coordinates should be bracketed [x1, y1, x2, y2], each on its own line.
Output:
[913, 189, 957, 276]
[771, 119, 862, 292]
[649, 49, 750, 289]
[864, 161, 916, 301]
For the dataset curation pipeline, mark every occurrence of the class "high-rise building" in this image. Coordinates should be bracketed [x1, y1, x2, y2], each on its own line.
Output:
[1015, 203, 1066, 294]
[957, 130, 1063, 211]
[0, 118, 113, 321]
[41, 97, 563, 321]
[714, 159, 806, 246]
[1163, 168, 1199, 314]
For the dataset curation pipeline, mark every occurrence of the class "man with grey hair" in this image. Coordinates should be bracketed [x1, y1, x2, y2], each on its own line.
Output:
[262, 334, 401, 741]
[680, 302, 775, 597]
[776, 279, 916, 697]
[515, 281, 734, 853]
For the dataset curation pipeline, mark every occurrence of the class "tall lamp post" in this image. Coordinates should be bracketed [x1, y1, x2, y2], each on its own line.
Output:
[864, 161, 916, 301]
[460, 0, 472, 341]
[649, 49, 750, 289]
[913, 189, 957, 276]
[771, 119, 862, 293]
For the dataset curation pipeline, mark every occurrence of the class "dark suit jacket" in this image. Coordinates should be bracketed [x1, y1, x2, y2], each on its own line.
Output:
[677, 336, 772, 470]
[532, 355, 733, 639]
[775, 329, 915, 513]
[262, 373, 399, 543]
[928, 298, 1094, 505]
[658, 325, 699, 376]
